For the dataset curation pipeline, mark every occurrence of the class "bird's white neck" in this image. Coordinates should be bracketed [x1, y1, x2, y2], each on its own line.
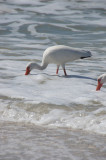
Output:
[30, 62, 48, 71]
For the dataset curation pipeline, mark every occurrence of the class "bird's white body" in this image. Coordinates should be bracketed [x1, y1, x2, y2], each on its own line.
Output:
[42, 45, 91, 66]
[25, 45, 91, 76]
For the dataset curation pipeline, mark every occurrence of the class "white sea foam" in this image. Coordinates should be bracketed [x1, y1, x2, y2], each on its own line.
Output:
[0, 0, 106, 136]
[0, 59, 106, 135]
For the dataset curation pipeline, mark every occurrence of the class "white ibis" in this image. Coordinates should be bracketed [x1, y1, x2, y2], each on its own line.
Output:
[96, 74, 106, 91]
[25, 45, 91, 76]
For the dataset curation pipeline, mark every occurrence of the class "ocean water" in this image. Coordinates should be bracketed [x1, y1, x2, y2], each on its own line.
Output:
[0, 0, 106, 159]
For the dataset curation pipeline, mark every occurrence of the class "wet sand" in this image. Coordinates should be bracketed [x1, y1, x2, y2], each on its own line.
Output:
[0, 122, 106, 160]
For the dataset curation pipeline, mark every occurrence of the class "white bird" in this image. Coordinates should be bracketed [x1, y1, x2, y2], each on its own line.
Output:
[96, 74, 106, 91]
[25, 45, 91, 76]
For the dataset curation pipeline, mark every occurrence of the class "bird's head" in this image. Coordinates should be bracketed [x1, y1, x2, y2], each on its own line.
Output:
[25, 62, 34, 75]
[96, 74, 106, 91]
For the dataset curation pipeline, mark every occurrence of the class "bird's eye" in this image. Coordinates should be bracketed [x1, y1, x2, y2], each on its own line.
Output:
[98, 79, 101, 82]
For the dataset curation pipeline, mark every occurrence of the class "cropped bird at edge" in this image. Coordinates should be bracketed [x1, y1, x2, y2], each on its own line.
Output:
[25, 45, 92, 76]
[96, 74, 106, 91]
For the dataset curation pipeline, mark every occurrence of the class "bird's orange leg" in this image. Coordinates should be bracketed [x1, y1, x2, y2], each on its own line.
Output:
[62, 64, 67, 76]
[56, 65, 60, 74]
[63, 68, 67, 76]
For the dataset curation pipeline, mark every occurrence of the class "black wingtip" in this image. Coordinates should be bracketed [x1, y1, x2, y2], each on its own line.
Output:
[80, 52, 92, 59]
[80, 57, 86, 59]
[80, 56, 91, 59]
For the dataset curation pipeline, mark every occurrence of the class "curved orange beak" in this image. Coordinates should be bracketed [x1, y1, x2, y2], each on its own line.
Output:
[96, 80, 103, 91]
[25, 66, 30, 75]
